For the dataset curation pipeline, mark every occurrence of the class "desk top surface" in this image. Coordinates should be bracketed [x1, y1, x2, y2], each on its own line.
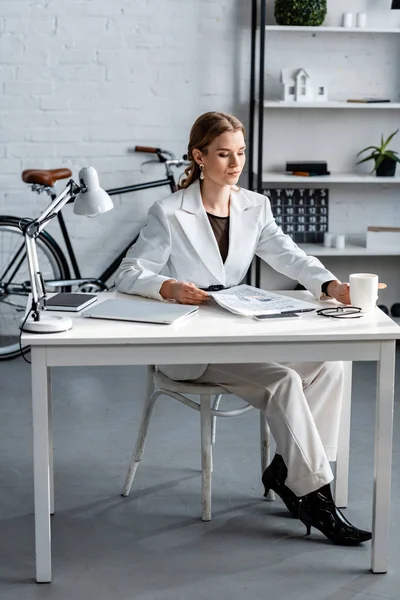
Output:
[22, 291, 400, 347]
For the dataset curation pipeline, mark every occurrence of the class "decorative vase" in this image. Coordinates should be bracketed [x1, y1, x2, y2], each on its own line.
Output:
[275, 0, 327, 27]
[376, 157, 397, 177]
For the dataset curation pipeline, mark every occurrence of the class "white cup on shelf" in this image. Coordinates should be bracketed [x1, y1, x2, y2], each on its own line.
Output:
[333, 234, 346, 249]
[342, 13, 353, 28]
[323, 232, 334, 247]
[349, 273, 379, 313]
[356, 12, 367, 28]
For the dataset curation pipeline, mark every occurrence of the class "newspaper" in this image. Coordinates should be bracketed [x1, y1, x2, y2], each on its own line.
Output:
[208, 285, 317, 317]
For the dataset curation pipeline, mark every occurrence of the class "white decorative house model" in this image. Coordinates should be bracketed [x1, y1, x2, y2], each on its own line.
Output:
[281, 68, 329, 102]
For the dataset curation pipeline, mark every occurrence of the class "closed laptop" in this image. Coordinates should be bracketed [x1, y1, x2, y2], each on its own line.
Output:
[82, 298, 198, 324]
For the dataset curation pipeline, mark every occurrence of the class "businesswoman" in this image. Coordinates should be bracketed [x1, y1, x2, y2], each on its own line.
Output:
[116, 111, 371, 546]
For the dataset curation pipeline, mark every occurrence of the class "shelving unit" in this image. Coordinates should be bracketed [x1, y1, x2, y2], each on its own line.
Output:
[263, 25, 400, 33]
[298, 243, 400, 257]
[248, 1, 400, 303]
[262, 172, 400, 184]
[263, 101, 400, 109]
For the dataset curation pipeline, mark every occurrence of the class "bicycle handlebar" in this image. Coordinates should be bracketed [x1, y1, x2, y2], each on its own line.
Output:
[133, 145, 189, 170]
[135, 146, 160, 154]
[166, 159, 189, 168]
[134, 146, 175, 161]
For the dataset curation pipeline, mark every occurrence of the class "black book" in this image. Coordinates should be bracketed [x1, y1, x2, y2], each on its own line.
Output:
[286, 161, 328, 175]
[46, 293, 97, 312]
[347, 98, 391, 103]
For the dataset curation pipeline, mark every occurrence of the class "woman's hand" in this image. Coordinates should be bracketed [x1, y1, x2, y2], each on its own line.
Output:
[326, 280, 351, 305]
[160, 280, 209, 305]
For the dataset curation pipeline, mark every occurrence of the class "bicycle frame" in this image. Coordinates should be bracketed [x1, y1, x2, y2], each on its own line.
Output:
[54, 170, 177, 286]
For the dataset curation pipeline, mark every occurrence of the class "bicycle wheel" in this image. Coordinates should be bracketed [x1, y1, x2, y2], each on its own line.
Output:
[0, 216, 70, 360]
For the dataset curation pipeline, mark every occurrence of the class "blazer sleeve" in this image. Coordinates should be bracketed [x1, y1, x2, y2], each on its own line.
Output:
[114, 201, 174, 301]
[254, 196, 337, 299]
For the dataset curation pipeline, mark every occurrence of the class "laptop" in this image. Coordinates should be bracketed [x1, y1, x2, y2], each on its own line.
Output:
[82, 298, 199, 325]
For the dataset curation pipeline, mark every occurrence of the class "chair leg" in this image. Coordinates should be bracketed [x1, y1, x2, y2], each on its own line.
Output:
[210, 394, 222, 475]
[211, 394, 222, 445]
[146, 365, 155, 402]
[334, 361, 352, 508]
[260, 409, 275, 502]
[200, 394, 212, 522]
[121, 390, 161, 497]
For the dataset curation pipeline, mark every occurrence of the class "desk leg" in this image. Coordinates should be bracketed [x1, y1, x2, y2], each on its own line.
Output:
[32, 347, 52, 583]
[334, 361, 352, 508]
[48, 367, 54, 516]
[200, 395, 212, 522]
[371, 341, 395, 574]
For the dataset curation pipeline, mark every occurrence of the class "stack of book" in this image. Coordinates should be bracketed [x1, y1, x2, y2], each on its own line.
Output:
[286, 161, 330, 177]
[346, 98, 391, 104]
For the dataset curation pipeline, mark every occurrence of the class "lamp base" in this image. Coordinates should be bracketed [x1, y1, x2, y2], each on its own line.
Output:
[21, 313, 73, 333]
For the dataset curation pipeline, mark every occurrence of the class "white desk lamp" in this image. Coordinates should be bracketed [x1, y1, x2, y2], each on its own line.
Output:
[21, 167, 113, 334]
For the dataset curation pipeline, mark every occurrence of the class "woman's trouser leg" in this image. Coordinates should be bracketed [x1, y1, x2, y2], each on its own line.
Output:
[284, 362, 344, 462]
[193, 362, 334, 497]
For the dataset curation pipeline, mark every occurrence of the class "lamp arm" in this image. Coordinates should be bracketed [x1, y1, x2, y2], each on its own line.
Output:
[23, 178, 81, 321]
[27, 179, 81, 236]
[25, 234, 43, 318]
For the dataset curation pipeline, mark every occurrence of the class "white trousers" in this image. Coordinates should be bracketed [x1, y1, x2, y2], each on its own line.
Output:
[193, 361, 344, 497]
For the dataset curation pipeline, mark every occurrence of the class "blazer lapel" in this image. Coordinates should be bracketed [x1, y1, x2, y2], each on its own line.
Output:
[224, 188, 262, 282]
[175, 181, 226, 284]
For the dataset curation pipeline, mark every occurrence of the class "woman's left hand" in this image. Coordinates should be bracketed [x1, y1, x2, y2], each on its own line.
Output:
[326, 280, 351, 305]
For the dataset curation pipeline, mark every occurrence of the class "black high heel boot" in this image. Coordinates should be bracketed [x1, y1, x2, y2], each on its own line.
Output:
[262, 454, 300, 518]
[298, 484, 372, 545]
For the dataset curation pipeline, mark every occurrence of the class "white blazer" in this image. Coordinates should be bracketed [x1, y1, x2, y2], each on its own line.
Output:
[115, 180, 336, 380]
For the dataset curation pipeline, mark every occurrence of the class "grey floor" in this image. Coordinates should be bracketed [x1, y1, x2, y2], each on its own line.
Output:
[0, 353, 400, 600]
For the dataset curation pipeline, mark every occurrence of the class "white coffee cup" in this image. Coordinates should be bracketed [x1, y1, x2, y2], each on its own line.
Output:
[349, 273, 379, 313]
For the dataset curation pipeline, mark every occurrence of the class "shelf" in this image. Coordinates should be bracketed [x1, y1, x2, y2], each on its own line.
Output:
[264, 26, 400, 34]
[263, 101, 400, 109]
[261, 173, 400, 185]
[298, 243, 400, 257]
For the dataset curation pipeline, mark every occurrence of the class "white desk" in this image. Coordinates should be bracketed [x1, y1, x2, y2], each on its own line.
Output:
[22, 291, 400, 582]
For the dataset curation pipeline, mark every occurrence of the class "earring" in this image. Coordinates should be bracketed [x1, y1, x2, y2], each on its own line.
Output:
[199, 164, 204, 180]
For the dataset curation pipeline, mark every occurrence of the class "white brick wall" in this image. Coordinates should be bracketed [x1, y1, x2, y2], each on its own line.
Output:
[0, 0, 250, 279]
[0, 0, 399, 293]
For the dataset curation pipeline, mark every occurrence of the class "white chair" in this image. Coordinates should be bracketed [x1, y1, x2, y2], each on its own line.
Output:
[121, 365, 275, 521]
[122, 362, 353, 521]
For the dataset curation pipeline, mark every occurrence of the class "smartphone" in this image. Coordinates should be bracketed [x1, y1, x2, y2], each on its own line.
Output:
[253, 313, 300, 321]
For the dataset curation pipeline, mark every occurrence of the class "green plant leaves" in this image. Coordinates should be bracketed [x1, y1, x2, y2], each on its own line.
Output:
[356, 145, 379, 156]
[381, 128, 399, 152]
[357, 129, 399, 171]
[275, 0, 327, 27]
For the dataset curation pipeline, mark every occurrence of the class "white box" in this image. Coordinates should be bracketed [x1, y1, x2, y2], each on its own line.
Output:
[366, 227, 400, 250]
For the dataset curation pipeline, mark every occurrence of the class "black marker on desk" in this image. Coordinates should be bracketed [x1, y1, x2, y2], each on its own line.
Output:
[253, 313, 300, 321]
[280, 308, 316, 315]
[253, 307, 315, 321]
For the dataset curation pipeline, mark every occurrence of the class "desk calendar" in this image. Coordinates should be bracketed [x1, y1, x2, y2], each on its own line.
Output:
[263, 188, 329, 244]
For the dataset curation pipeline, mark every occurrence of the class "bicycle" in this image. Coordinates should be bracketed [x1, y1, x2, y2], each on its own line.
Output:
[0, 146, 188, 360]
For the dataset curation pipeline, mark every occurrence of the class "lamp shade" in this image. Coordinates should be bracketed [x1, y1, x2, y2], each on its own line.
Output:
[73, 167, 114, 217]
[392, 0, 400, 8]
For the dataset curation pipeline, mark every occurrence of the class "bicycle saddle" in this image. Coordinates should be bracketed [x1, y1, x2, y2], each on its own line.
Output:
[22, 168, 72, 187]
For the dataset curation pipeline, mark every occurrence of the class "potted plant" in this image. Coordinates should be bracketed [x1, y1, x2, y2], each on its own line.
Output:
[357, 129, 400, 176]
[275, 0, 327, 27]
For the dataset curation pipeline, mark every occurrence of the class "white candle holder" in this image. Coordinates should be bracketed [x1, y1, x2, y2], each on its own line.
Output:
[342, 13, 353, 28]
